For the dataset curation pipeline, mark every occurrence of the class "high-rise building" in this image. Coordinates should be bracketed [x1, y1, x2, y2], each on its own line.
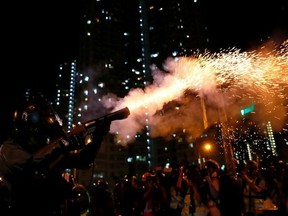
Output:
[54, 60, 77, 132]
[71, 0, 211, 184]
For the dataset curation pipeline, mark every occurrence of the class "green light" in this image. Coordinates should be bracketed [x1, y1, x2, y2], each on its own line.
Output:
[241, 102, 254, 116]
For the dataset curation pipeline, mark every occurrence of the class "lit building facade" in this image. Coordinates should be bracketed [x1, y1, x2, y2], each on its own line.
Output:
[54, 60, 77, 132]
[72, 0, 210, 184]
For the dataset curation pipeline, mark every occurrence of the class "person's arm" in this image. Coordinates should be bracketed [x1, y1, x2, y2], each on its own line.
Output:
[65, 134, 105, 169]
[176, 166, 184, 190]
[0, 139, 32, 176]
[32, 120, 111, 174]
[143, 181, 154, 201]
[190, 181, 202, 202]
[205, 175, 220, 200]
[66, 120, 111, 169]
[241, 172, 265, 194]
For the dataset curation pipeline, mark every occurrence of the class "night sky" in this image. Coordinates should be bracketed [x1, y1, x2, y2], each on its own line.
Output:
[2, 1, 82, 96]
[1, 1, 82, 140]
[205, 1, 288, 51]
[1, 1, 287, 141]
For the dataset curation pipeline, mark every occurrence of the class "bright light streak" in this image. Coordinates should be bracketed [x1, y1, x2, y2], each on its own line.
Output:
[103, 40, 288, 145]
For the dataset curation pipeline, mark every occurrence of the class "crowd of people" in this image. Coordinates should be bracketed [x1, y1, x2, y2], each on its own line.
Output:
[0, 92, 287, 216]
[89, 158, 287, 216]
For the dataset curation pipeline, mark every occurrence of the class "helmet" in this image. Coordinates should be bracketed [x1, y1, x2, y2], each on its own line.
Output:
[96, 179, 109, 190]
[141, 172, 155, 182]
[204, 159, 220, 171]
[12, 92, 64, 148]
[185, 165, 201, 182]
[69, 184, 91, 214]
[245, 160, 258, 171]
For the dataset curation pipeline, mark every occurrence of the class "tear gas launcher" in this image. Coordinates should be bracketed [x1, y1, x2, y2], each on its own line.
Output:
[83, 106, 130, 135]
[65, 107, 130, 148]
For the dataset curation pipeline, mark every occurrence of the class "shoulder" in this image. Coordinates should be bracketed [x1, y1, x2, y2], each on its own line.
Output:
[0, 138, 31, 165]
[1, 138, 24, 151]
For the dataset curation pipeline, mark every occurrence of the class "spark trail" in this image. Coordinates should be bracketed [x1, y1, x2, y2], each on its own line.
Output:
[103, 40, 288, 145]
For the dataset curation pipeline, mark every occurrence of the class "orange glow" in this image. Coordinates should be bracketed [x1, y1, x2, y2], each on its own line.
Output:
[102, 40, 288, 145]
[204, 143, 212, 151]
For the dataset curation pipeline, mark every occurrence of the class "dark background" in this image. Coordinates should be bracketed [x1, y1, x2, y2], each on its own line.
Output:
[2, 1, 82, 98]
[1, 1, 82, 140]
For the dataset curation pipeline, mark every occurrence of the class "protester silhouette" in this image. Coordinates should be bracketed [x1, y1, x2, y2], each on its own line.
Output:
[0, 92, 111, 216]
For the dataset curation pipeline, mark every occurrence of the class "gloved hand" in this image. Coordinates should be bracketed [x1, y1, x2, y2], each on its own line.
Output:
[60, 120, 111, 151]
[65, 133, 86, 151]
[63, 125, 87, 151]
[95, 121, 111, 136]
[92, 120, 111, 140]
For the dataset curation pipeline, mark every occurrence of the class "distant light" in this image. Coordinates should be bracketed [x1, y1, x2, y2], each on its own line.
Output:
[204, 143, 212, 151]
[172, 51, 178, 56]
[241, 102, 254, 116]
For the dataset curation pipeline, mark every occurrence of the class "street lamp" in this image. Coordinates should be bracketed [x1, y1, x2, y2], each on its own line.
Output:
[203, 143, 212, 152]
[198, 142, 212, 169]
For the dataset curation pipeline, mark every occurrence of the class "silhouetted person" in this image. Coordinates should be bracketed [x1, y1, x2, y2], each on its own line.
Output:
[0, 93, 111, 216]
[201, 159, 221, 216]
[89, 179, 116, 216]
[240, 160, 267, 216]
[219, 169, 244, 216]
